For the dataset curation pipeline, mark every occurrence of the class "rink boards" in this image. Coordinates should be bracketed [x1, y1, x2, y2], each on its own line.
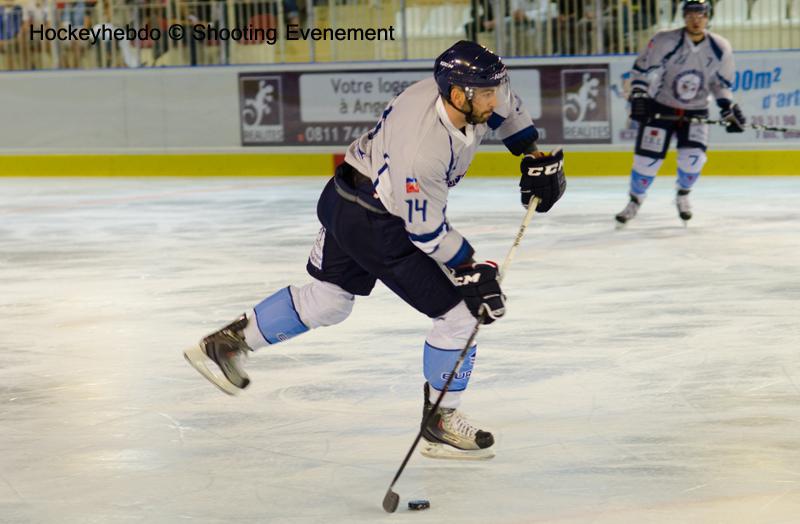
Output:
[0, 51, 798, 176]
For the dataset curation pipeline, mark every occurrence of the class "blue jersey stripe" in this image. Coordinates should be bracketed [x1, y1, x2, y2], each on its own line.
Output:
[408, 221, 447, 243]
[444, 238, 474, 269]
[708, 34, 724, 60]
[503, 125, 538, 156]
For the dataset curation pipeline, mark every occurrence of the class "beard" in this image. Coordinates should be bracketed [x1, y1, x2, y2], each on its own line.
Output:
[461, 102, 491, 124]
[468, 110, 491, 124]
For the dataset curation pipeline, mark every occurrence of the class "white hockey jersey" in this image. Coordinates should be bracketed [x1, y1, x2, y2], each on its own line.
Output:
[344, 77, 537, 268]
[631, 28, 735, 110]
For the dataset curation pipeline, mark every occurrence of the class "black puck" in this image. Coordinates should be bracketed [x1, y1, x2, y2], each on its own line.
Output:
[408, 499, 430, 510]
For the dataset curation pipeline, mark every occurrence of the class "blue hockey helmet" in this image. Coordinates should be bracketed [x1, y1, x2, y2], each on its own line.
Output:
[434, 40, 507, 102]
[682, 0, 711, 17]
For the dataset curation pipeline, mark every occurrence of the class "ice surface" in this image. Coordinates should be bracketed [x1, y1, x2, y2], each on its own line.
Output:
[1, 176, 799, 523]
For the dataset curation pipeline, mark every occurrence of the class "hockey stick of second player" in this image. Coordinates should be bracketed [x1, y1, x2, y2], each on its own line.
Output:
[652, 113, 800, 134]
[382, 197, 541, 513]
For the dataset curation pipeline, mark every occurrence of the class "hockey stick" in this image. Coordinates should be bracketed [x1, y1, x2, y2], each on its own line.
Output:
[382, 197, 541, 513]
[652, 113, 800, 134]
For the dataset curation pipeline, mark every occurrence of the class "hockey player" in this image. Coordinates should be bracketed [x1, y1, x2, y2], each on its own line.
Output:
[184, 40, 565, 460]
[615, 0, 745, 225]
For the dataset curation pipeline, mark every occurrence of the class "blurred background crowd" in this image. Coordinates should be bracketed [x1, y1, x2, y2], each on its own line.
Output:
[0, 0, 798, 70]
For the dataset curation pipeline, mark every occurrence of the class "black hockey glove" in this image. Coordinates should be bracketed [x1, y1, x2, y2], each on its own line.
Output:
[452, 261, 505, 324]
[519, 148, 566, 212]
[720, 103, 746, 133]
[629, 88, 651, 123]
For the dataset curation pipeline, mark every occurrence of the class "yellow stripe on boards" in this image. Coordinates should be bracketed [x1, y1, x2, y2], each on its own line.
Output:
[0, 150, 798, 177]
[0, 154, 334, 177]
[469, 150, 800, 177]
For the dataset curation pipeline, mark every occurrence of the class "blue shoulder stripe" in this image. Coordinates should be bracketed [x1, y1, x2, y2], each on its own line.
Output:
[707, 34, 724, 60]
[662, 32, 685, 63]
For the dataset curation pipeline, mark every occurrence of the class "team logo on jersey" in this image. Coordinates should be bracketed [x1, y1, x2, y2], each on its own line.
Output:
[405, 177, 420, 193]
[673, 70, 704, 102]
[561, 69, 611, 141]
[239, 74, 285, 145]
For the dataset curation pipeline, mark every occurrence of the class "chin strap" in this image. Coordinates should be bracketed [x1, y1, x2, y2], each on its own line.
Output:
[447, 98, 477, 126]
[446, 87, 479, 125]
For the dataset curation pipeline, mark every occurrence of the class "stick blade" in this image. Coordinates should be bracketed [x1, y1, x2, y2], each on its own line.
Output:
[382, 488, 399, 513]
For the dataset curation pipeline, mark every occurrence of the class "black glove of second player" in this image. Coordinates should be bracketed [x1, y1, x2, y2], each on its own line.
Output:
[629, 88, 652, 123]
[452, 261, 505, 324]
[720, 102, 746, 133]
[519, 148, 566, 212]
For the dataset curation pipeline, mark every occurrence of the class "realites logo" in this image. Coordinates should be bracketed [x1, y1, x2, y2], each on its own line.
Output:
[561, 69, 611, 141]
[239, 74, 285, 145]
[405, 177, 420, 193]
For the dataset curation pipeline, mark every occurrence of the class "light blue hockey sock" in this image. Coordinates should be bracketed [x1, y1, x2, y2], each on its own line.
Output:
[677, 168, 701, 190]
[252, 287, 309, 344]
[630, 169, 655, 197]
[423, 342, 477, 392]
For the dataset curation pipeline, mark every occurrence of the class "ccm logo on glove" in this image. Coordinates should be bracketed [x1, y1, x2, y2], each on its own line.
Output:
[526, 158, 564, 177]
[452, 261, 506, 324]
[519, 148, 567, 212]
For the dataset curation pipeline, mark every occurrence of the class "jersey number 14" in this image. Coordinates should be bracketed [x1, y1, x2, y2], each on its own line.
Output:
[405, 199, 428, 223]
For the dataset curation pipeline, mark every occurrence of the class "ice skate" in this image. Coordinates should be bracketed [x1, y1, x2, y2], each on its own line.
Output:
[184, 314, 252, 395]
[419, 383, 495, 460]
[615, 193, 643, 227]
[676, 189, 692, 224]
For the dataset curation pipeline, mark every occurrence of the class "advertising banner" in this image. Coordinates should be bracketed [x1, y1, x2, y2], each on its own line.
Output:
[239, 64, 612, 147]
[239, 51, 799, 149]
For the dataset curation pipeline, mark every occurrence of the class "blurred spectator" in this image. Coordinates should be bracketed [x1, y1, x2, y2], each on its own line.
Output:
[555, 0, 584, 54]
[57, 0, 91, 67]
[507, 0, 559, 54]
[91, 22, 141, 67]
[90, 0, 141, 67]
[235, 0, 299, 31]
[465, 0, 558, 55]
[284, 0, 299, 26]
[0, 2, 24, 69]
[22, 0, 51, 69]
[464, 0, 500, 41]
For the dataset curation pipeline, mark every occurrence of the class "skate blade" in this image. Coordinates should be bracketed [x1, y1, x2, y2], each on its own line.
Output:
[183, 344, 241, 396]
[419, 440, 495, 461]
[614, 219, 628, 230]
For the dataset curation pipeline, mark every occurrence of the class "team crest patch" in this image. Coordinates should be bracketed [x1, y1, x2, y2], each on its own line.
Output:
[673, 70, 704, 102]
[641, 126, 667, 153]
[405, 177, 420, 193]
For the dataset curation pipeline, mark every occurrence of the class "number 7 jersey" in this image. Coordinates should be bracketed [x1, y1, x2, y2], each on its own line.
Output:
[344, 77, 539, 268]
[631, 28, 736, 110]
